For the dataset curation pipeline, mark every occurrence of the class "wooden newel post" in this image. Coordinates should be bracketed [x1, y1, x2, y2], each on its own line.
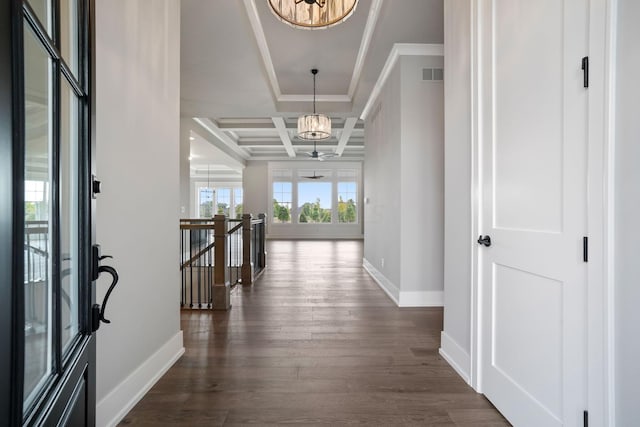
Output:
[258, 213, 267, 269]
[213, 214, 231, 310]
[241, 214, 253, 286]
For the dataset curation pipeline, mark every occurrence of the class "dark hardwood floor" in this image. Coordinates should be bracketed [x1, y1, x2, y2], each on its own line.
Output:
[120, 240, 508, 426]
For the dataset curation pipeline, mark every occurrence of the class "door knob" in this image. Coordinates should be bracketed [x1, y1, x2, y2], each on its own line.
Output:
[477, 235, 492, 247]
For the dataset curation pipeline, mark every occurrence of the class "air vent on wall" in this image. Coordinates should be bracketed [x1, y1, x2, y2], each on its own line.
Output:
[422, 68, 444, 81]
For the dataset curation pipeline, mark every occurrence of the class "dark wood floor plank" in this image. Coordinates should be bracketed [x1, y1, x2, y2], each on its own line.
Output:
[119, 240, 508, 426]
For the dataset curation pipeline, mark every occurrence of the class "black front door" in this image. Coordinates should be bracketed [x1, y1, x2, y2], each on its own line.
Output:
[0, 0, 97, 425]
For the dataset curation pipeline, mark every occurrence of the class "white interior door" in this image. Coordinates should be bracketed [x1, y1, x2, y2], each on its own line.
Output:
[478, 1, 588, 426]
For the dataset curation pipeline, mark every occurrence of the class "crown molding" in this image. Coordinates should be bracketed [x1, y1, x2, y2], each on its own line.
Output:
[243, 0, 383, 104]
[360, 43, 444, 121]
[278, 94, 352, 103]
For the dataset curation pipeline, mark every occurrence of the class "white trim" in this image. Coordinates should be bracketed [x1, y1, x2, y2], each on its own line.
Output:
[243, 0, 384, 104]
[439, 331, 472, 385]
[362, 258, 444, 307]
[398, 291, 444, 307]
[360, 43, 445, 121]
[335, 117, 358, 156]
[469, 0, 482, 393]
[347, 0, 384, 99]
[271, 117, 296, 158]
[362, 257, 399, 305]
[601, 0, 617, 425]
[193, 117, 250, 161]
[96, 332, 184, 427]
[278, 94, 351, 103]
[242, 0, 282, 100]
[583, 1, 616, 425]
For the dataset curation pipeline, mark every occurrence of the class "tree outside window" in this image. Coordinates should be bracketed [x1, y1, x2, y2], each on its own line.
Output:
[199, 188, 214, 218]
[337, 182, 357, 223]
[298, 182, 332, 224]
[216, 188, 231, 216]
[273, 182, 292, 223]
[234, 187, 243, 219]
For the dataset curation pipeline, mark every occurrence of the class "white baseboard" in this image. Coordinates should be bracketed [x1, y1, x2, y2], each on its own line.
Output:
[363, 258, 400, 304]
[363, 258, 444, 307]
[96, 331, 185, 427]
[439, 331, 471, 385]
[398, 291, 444, 307]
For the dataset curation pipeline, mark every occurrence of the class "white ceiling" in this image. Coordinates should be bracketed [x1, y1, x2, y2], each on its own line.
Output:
[181, 0, 443, 165]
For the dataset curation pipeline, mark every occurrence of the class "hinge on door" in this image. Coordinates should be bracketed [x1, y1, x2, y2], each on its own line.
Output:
[583, 237, 588, 262]
[582, 57, 589, 88]
[584, 410, 589, 427]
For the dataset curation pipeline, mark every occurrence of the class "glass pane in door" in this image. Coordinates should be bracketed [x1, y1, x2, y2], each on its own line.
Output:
[23, 23, 53, 409]
[26, 0, 52, 36]
[60, 0, 78, 78]
[60, 78, 80, 355]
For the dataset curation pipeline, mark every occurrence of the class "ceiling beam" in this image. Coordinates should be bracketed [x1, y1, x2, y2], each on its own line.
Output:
[216, 122, 363, 133]
[271, 117, 296, 158]
[192, 117, 250, 161]
[335, 117, 358, 157]
[347, 0, 384, 99]
[242, 0, 281, 100]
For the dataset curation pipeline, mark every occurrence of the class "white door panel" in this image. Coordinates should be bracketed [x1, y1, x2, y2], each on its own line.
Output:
[479, 0, 588, 426]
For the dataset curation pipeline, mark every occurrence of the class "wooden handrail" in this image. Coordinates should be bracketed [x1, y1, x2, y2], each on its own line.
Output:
[180, 223, 214, 230]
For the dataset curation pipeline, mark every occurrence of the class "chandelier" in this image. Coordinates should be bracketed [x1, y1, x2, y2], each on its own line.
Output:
[298, 69, 331, 141]
[268, 0, 358, 30]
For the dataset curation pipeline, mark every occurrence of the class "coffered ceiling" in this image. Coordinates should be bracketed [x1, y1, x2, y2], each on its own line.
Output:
[181, 0, 443, 174]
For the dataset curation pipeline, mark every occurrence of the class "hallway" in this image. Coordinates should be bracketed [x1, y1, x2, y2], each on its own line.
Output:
[120, 240, 507, 426]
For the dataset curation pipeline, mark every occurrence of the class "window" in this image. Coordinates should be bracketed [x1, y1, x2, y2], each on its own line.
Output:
[25, 180, 49, 221]
[273, 182, 292, 223]
[298, 182, 332, 223]
[198, 188, 213, 218]
[216, 188, 231, 216]
[337, 182, 357, 223]
[268, 164, 361, 230]
[234, 188, 243, 218]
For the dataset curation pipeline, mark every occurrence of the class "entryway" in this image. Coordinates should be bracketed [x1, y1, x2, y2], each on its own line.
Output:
[121, 240, 508, 425]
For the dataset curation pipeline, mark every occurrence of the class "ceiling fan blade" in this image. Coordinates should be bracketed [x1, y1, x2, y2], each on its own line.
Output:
[302, 171, 325, 179]
[319, 152, 336, 158]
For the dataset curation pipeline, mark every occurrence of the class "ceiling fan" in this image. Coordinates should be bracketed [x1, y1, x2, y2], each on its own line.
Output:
[305, 140, 336, 161]
[302, 171, 325, 179]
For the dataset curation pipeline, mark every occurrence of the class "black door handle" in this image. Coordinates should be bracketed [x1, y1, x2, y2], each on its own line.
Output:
[94, 265, 119, 324]
[477, 235, 492, 247]
[91, 244, 120, 331]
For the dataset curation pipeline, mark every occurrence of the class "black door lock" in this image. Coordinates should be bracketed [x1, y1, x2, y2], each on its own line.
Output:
[91, 244, 119, 332]
[477, 235, 492, 247]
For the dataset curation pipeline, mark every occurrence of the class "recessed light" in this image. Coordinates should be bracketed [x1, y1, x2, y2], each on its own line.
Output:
[189, 136, 195, 141]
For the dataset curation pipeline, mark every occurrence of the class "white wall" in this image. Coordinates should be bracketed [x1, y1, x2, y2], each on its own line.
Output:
[364, 62, 402, 292]
[95, 1, 183, 425]
[400, 55, 444, 294]
[179, 119, 191, 217]
[363, 53, 444, 307]
[243, 161, 269, 220]
[614, 0, 640, 423]
[440, 0, 473, 381]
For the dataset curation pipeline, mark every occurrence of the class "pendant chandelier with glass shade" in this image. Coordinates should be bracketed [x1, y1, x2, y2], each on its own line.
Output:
[268, 0, 358, 30]
[298, 69, 331, 141]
